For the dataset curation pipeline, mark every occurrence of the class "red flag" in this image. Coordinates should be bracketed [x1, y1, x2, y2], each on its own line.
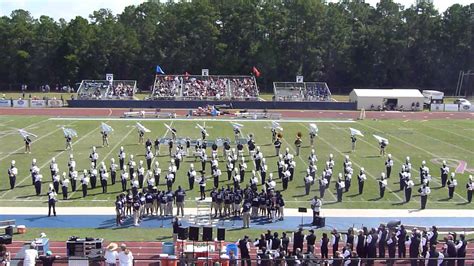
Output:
[252, 66, 261, 77]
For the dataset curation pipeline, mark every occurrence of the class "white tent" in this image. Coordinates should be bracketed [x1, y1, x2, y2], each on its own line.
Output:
[349, 89, 424, 111]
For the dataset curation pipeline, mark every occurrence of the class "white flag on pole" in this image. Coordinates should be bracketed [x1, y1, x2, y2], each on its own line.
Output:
[18, 129, 38, 138]
[62, 127, 78, 138]
[373, 134, 388, 144]
[136, 122, 151, 133]
[309, 123, 318, 134]
[350, 128, 364, 137]
[101, 123, 114, 133]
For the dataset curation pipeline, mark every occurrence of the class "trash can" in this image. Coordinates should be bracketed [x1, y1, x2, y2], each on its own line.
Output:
[225, 243, 238, 258]
[162, 242, 175, 255]
[5, 226, 13, 236]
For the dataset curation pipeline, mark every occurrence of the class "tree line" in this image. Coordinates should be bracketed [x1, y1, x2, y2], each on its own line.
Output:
[0, 0, 472, 94]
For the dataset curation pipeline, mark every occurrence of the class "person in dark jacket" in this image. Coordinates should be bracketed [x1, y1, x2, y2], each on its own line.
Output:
[456, 234, 467, 266]
[407, 232, 421, 266]
[292, 228, 304, 254]
[321, 232, 330, 259]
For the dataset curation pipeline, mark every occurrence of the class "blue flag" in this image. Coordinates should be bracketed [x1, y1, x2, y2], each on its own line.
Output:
[156, 65, 165, 74]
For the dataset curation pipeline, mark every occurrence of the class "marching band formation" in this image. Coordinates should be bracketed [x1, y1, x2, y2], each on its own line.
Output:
[5, 121, 473, 225]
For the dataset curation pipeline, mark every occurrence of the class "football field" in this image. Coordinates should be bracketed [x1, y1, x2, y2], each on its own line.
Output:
[0, 115, 473, 210]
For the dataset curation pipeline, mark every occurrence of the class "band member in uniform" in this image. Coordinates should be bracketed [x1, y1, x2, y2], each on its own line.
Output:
[52, 172, 60, 193]
[310, 129, 316, 147]
[138, 129, 145, 144]
[405, 177, 415, 202]
[311, 196, 322, 224]
[386, 232, 397, 266]
[425, 244, 444, 266]
[447, 173, 457, 199]
[294, 132, 302, 156]
[385, 154, 393, 178]
[418, 184, 431, 209]
[440, 161, 449, 187]
[175, 186, 186, 217]
[137, 161, 145, 188]
[65, 134, 72, 150]
[89, 162, 97, 189]
[121, 166, 129, 192]
[70, 168, 78, 192]
[379, 173, 387, 199]
[187, 164, 196, 190]
[377, 140, 386, 157]
[128, 155, 136, 177]
[89, 146, 99, 166]
[47, 186, 57, 217]
[61, 172, 70, 200]
[153, 161, 161, 185]
[24, 135, 32, 153]
[110, 158, 117, 185]
[34, 173, 43, 196]
[319, 176, 328, 198]
[199, 173, 206, 200]
[100, 163, 109, 193]
[118, 146, 126, 170]
[336, 174, 345, 202]
[101, 130, 109, 147]
[154, 137, 160, 156]
[8, 160, 18, 189]
[466, 176, 473, 203]
[351, 134, 357, 152]
[145, 147, 153, 170]
[274, 136, 282, 157]
[357, 168, 366, 195]
[81, 170, 89, 197]
[271, 128, 277, 143]
[456, 234, 467, 266]
[304, 169, 313, 195]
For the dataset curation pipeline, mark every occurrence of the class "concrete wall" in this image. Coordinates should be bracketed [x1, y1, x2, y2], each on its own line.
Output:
[67, 100, 357, 110]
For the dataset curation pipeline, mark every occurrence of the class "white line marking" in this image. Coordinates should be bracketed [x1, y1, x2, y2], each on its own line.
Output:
[49, 117, 356, 123]
[1, 125, 101, 199]
[359, 122, 468, 202]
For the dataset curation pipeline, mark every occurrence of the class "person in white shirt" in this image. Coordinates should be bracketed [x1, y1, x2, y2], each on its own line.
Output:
[23, 244, 38, 266]
[118, 244, 134, 266]
[104, 242, 118, 266]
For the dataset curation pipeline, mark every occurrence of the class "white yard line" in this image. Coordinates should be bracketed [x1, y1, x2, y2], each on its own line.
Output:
[421, 124, 473, 141]
[274, 122, 338, 202]
[0, 121, 76, 162]
[49, 117, 356, 123]
[0, 125, 101, 199]
[359, 122, 468, 202]
[0, 118, 50, 140]
[300, 123, 405, 202]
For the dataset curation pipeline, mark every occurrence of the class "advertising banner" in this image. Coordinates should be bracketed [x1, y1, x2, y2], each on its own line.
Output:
[430, 103, 444, 112]
[30, 99, 47, 108]
[12, 99, 29, 108]
[0, 99, 10, 107]
[48, 99, 63, 107]
[443, 104, 459, 112]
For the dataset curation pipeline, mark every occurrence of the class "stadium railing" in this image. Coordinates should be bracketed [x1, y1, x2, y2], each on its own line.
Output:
[273, 81, 332, 102]
[150, 74, 259, 101]
[77, 80, 137, 100]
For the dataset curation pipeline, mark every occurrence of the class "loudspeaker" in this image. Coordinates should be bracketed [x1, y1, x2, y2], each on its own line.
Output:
[178, 226, 188, 240]
[189, 226, 199, 241]
[0, 234, 12, 245]
[202, 227, 213, 241]
[298, 207, 307, 213]
[314, 217, 326, 227]
[217, 228, 226, 241]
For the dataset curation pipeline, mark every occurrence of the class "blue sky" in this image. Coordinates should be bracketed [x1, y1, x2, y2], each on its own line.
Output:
[0, 0, 470, 21]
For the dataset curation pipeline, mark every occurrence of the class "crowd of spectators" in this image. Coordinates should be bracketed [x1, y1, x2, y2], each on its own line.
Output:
[106, 82, 135, 99]
[151, 75, 259, 100]
[78, 81, 136, 100]
[274, 82, 332, 102]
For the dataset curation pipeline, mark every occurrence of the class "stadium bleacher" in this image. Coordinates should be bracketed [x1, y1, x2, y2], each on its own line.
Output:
[77, 80, 137, 100]
[273, 81, 332, 102]
[150, 75, 259, 100]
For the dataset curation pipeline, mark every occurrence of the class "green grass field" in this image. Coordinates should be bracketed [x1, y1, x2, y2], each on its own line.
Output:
[0, 116, 473, 210]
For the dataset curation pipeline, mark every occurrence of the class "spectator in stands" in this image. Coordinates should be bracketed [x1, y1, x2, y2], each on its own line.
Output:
[105, 242, 119, 265]
[0, 244, 10, 265]
[23, 244, 38, 266]
[118, 244, 134, 266]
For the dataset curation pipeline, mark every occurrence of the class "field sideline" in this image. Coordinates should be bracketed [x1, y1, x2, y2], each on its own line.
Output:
[0, 115, 472, 210]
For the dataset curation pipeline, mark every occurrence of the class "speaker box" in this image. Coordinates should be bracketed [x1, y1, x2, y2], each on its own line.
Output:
[0, 234, 12, 245]
[314, 217, 326, 228]
[217, 228, 226, 241]
[178, 226, 188, 240]
[189, 226, 199, 241]
[202, 227, 213, 242]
